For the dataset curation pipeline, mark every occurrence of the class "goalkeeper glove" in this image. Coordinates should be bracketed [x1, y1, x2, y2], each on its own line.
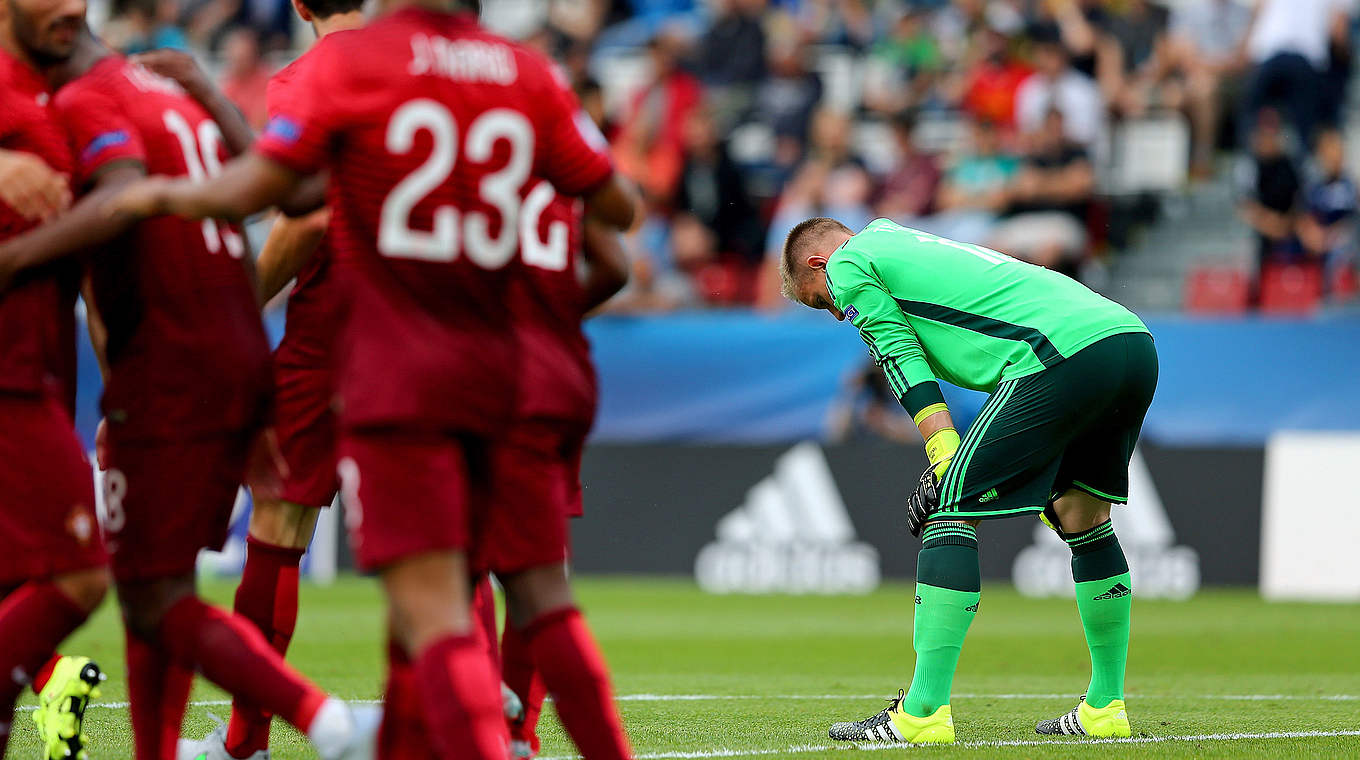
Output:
[924, 427, 959, 480]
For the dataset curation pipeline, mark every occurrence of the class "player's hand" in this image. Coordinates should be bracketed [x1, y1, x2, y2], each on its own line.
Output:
[245, 427, 291, 501]
[104, 176, 172, 220]
[94, 418, 109, 471]
[131, 49, 212, 98]
[0, 148, 71, 221]
[905, 466, 942, 538]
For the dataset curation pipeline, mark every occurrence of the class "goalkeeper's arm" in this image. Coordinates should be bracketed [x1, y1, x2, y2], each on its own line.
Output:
[901, 382, 959, 480]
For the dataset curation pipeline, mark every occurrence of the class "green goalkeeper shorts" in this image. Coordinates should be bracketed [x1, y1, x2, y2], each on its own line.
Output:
[933, 331, 1158, 521]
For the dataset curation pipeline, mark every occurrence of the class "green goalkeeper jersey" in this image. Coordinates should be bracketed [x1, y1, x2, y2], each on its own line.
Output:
[826, 219, 1149, 396]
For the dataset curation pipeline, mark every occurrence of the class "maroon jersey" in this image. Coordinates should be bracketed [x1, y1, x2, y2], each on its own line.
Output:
[54, 56, 271, 441]
[515, 186, 595, 425]
[255, 9, 612, 433]
[267, 31, 357, 370]
[0, 48, 79, 407]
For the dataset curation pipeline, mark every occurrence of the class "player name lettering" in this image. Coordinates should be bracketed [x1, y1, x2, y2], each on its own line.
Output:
[407, 35, 517, 84]
[124, 64, 186, 96]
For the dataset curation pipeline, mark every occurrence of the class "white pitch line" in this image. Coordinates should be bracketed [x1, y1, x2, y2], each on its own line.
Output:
[14, 692, 1359, 712]
[537, 730, 1360, 760]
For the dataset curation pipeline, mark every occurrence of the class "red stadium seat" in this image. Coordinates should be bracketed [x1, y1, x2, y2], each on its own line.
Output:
[1332, 264, 1358, 300]
[1184, 266, 1250, 314]
[1259, 264, 1323, 315]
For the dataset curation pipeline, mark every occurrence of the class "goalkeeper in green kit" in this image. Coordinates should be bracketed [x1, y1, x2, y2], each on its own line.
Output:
[780, 218, 1157, 744]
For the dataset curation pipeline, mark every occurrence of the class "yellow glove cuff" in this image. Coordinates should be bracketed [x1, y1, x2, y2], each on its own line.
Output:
[925, 427, 960, 479]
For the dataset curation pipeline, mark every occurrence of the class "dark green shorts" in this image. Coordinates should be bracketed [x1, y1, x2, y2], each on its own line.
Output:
[933, 331, 1158, 521]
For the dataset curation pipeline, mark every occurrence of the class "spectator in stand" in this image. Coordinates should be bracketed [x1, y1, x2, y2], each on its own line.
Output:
[863, 8, 943, 116]
[874, 110, 943, 224]
[593, 0, 704, 55]
[1241, 0, 1354, 150]
[697, 0, 767, 89]
[989, 107, 1094, 274]
[614, 26, 704, 205]
[1165, 0, 1253, 178]
[606, 215, 716, 313]
[1098, 0, 1173, 119]
[927, 117, 1018, 244]
[102, 0, 190, 54]
[954, 24, 1032, 131]
[751, 31, 823, 185]
[217, 25, 271, 130]
[795, 0, 877, 51]
[184, 0, 293, 51]
[1298, 127, 1358, 284]
[576, 77, 617, 143]
[1237, 109, 1304, 285]
[1015, 26, 1106, 155]
[757, 108, 874, 307]
[676, 106, 764, 262]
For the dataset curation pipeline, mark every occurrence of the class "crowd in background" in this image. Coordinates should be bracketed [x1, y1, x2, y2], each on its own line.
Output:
[92, 0, 1360, 311]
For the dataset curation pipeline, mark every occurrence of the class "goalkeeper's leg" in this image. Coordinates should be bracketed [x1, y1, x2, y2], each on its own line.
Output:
[1038, 490, 1132, 738]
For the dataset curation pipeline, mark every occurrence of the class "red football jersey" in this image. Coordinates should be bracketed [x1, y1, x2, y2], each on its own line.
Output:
[255, 9, 613, 433]
[54, 56, 272, 441]
[514, 186, 595, 425]
[0, 48, 79, 409]
[266, 31, 357, 370]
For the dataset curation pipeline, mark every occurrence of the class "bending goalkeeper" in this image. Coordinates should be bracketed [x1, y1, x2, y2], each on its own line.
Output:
[780, 218, 1157, 743]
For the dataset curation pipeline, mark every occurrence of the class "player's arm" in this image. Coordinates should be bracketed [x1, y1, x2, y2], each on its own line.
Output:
[833, 269, 960, 479]
[580, 216, 629, 313]
[108, 152, 303, 223]
[0, 161, 147, 289]
[583, 174, 639, 232]
[132, 49, 256, 155]
[256, 208, 330, 304]
[0, 148, 72, 221]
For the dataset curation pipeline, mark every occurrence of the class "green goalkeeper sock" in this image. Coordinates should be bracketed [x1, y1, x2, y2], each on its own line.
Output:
[1067, 520, 1132, 710]
[902, 522, 980, 717]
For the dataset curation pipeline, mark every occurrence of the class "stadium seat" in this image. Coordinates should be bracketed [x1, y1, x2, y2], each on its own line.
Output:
[1332, 264, 1358, 299]
[1184, 266, 1250, 314]
[1107, 114, 1190, 194]
[1259, 264, 1323, 314]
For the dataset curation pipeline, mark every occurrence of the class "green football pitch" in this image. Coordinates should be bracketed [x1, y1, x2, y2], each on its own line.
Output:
[9, 577, 1360, 759]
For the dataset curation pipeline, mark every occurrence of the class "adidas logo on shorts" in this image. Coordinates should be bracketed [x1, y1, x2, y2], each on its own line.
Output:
[978, 488, 999, 503]
[1093, 582, 1132, 601]
[965, 602, 979, 612]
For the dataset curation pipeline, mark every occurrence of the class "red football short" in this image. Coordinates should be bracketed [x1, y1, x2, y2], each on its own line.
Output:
[0, 394, 106, 585]
[102, 433, 250, 582]
[274, 365, 338, 508]
[473, 420, 583, 576]
[336, 429, 485, 573]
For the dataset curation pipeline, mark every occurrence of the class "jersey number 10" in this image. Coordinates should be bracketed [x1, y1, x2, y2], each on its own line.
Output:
[163, 109, 246, 258]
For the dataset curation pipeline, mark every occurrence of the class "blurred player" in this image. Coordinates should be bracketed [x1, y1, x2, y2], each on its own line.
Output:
[158, 0, 364, 758]
[0, 27, 377, 760]
[105, 0, 638, 756]
[0, 1, 111, 757]
[781, 218, 1155, 744]
[495, 194, 630, 760]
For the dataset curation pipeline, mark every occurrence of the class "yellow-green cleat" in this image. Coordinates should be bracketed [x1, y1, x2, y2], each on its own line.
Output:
[828, 690, 955, 744]
[31, 656, 105, 760]
[1035, 696, 1130, 738]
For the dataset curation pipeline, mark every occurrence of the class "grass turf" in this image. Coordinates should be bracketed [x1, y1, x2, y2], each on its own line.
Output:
[8, 577, 1360, 759]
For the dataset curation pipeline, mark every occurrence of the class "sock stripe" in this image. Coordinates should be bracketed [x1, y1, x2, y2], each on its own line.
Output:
[922, 522, 978, 550]
[1065, 521, 1116, 548]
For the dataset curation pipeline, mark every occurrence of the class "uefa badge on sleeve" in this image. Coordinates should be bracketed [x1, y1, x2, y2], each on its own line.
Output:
[844, 305, 859, 321]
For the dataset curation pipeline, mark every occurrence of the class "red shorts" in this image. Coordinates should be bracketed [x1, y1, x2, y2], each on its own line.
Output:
[336, 429, 487, 573]
[0, 394, 106, 585]
[102, 433, 250, 582]
[274, 365, 338, 508]
[474, 420, 584, 575]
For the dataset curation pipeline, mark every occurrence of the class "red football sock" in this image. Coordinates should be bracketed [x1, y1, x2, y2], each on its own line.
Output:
[157, 597, 327, 733]
[501, 621, 546, 752]
[31, 652, 62, 694]
[378, 638, 433, 760]
[126, 630, 193, 760]
[473, 577, 500, 669]
[413, 633, 508, 759]
[226, 537, 306, 758]
[525, 607, 631, 760]
[0, 583, 87, 707]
